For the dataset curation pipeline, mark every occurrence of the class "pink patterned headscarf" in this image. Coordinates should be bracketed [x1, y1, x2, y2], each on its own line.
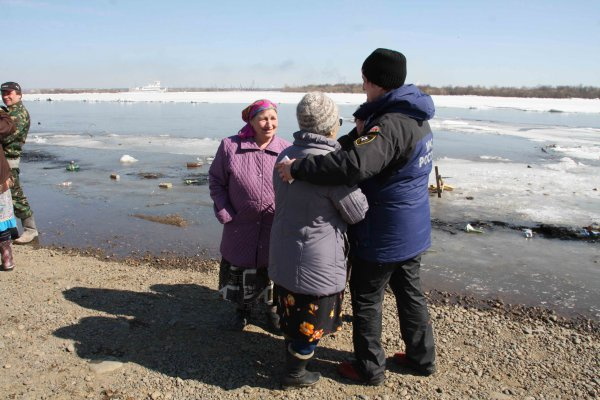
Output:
[237, 99, 278, 139]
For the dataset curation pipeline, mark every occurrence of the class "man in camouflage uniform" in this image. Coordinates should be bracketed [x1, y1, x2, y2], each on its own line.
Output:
[1, 81, 37, 243]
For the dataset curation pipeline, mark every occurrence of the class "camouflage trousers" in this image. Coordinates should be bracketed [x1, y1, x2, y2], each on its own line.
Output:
[10, 168, 33, 220]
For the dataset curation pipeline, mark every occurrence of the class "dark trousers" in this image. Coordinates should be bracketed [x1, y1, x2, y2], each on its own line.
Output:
[349, 255, 435, 378]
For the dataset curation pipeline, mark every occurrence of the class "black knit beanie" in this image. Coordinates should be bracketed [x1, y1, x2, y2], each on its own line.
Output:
[361, 48, 407, 90]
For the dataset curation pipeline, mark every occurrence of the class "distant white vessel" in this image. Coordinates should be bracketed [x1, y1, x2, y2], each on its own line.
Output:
[131, 81, 167, 93]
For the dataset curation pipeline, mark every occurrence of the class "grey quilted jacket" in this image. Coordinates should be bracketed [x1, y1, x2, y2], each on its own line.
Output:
[268, 131, 368, 296]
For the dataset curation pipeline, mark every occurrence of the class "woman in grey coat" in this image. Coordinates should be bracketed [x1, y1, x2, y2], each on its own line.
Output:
[269, 92, 369, 389]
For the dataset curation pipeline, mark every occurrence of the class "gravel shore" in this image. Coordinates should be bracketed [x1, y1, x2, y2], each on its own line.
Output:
[1, 246, 598, 399]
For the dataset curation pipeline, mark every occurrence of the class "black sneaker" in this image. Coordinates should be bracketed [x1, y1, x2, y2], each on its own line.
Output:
[393, 352, 436, 376]
[229, 309, 249, 331]
[338, 361, 384, 386]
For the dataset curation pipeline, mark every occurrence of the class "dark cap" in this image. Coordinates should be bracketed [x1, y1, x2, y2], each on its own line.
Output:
[1, 82, 22, 93]
[361, 48, 407, 90]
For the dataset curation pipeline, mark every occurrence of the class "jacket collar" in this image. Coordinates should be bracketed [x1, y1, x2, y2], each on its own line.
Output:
[293, 131, 340, 151]
[353, 84, 435, 124]
[239, 135, 283, 154]
[6, 101, 24, 111]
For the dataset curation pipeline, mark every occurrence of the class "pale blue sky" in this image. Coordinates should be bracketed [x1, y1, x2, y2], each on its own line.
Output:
[2, 0, 599, 89]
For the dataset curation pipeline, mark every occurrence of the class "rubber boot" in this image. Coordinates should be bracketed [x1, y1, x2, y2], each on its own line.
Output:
[281, 344, 321, 389]
[0, 240, 15, 271]
[15, 215, 38, 244]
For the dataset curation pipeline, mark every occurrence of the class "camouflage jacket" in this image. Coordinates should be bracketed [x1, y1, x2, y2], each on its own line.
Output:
[1, 101, 30, 159]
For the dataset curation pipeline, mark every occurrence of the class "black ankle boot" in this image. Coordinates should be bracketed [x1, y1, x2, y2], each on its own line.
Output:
[229, 308, 249, 331]
[282, 345, 321, 389]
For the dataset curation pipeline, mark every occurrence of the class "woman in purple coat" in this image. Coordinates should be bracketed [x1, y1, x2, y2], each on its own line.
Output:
[209, 99, 291, 330]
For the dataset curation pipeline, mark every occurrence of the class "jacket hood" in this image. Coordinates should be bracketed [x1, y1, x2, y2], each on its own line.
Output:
[293, 130, 341, 152]
[353, 84, 435, 123]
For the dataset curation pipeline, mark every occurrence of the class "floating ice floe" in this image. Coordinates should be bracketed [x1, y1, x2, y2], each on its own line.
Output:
[545, 157, 585, 171]
[480, 155, 511, 162]
[119, 154, 138, 163]
[550, 145, 600, 161]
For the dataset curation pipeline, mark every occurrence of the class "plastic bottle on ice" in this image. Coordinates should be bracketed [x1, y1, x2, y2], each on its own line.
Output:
[66, 161, 80, 171]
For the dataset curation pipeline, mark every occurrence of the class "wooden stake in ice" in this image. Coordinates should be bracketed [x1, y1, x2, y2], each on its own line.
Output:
[435, 166, 442, 198]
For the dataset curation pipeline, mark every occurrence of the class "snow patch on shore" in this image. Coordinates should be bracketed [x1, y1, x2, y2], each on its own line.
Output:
[25, 91, 600, 114]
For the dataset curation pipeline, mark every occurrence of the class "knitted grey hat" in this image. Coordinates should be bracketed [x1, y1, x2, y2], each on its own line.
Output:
[296, 92, 339, 137]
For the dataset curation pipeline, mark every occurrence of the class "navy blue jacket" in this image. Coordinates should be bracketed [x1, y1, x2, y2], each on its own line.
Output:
[291, 85, 435, 262]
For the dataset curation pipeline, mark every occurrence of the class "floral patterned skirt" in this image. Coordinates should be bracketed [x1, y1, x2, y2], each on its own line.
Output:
[275, 284, 344, 342]
[0, 190, 17, 240]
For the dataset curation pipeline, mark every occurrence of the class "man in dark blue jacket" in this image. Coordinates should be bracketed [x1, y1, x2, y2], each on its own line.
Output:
[277, 48, 436, 385]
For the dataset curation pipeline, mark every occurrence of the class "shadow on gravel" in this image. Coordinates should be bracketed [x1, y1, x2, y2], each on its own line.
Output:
[54, 284, 351, 390]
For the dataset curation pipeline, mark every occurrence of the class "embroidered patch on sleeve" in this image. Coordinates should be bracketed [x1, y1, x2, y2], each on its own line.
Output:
[354, 133, 377, 146]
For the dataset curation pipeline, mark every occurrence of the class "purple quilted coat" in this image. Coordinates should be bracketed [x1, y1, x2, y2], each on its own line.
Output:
[209, 134, 291, 269]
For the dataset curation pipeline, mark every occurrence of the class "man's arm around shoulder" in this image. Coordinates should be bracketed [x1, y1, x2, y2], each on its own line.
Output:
[290, 122, 398, 187]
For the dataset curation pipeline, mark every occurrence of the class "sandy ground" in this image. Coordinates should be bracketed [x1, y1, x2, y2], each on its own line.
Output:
[1, 246, 598, 400]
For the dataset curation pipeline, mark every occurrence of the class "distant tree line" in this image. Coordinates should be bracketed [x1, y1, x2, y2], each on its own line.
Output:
[27, 84, 600, 99]
[281, 84, 600, 99]
[281, 83, 365, 94]
[417, 85, 600, 99]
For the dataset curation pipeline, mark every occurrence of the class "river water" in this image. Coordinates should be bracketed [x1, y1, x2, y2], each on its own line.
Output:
[18, 99, 600, 319]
